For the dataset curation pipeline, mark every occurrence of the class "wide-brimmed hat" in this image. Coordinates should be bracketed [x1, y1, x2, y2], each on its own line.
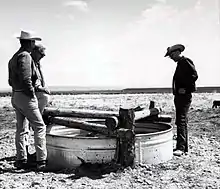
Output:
[17, 30, 42, 41]
[164, 44, 185, 57]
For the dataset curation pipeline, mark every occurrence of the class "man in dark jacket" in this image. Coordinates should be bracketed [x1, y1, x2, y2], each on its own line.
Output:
[8, 31, 47, 171]
[165, 44, 198, 156]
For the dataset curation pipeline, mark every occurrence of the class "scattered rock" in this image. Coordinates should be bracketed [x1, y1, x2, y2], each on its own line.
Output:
[216, 159, 220, 164]
[0, 177, 6, 182]
[59, 179, 66, 183]
[31, 181, 41, 187]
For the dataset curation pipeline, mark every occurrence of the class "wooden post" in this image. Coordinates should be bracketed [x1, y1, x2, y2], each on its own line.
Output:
[105, 116, 118, 135]
[149, 100, 155, 109]
[116, 107, 135, 167]
[43, 107, 157, 122]
[43, 108, 118, 119]
[47, 116, 134, 138]
[49, 117, 110, 135]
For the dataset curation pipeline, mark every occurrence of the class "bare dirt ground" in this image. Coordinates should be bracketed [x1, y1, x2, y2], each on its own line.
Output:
[0, 93, 220, 189]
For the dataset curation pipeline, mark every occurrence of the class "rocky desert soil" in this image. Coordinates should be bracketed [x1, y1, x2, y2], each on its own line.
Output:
[0, 93, 220, 189]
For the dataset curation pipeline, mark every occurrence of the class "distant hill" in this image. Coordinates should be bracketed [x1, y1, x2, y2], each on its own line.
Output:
[0, 86, 220, 96]
[49, 85, 123, 92]
[122, 87, 220, 94]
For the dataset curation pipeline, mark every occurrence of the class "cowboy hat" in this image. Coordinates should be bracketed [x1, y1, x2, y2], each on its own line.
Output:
[164, 44, 185, 57]
[17, 30, 42, 41]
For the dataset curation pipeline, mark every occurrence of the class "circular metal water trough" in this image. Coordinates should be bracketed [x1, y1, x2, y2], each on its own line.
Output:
[46, 122, 173, 170]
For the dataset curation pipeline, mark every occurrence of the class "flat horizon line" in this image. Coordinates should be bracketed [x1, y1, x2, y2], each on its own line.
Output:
[1, 86, 220, 93]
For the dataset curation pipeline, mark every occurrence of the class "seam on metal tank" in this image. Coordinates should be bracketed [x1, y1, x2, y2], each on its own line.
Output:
[47, 144, 116, 151]
[135, 128, 173, 137]
[47, 133, 116, 140]
[138, 138, 173, 147]
[87, 148, 116, 151]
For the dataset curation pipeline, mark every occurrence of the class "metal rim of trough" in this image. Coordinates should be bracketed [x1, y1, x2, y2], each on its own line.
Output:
[46, 122, 173, 139]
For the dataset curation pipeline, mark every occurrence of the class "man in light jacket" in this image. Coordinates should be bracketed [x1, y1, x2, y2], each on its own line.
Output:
[8, 31, 47, 171]
[32, 44, 50, 114]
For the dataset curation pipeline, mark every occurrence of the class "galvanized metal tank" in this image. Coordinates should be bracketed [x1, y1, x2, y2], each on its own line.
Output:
[46, 122, 173, 170]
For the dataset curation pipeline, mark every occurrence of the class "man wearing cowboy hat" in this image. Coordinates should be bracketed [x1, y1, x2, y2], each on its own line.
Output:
[165, 44, 198, 156]
[8, 30, 47, 171]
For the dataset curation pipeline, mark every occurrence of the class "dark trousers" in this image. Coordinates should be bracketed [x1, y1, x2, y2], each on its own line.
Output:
[174, 94, 192, 152]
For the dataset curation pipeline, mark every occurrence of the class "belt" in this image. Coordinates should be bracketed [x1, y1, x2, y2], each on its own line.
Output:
[13, 89, 24, 92]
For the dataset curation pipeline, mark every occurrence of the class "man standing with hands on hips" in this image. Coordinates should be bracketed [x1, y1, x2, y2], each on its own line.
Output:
[165, 44, 198, 156]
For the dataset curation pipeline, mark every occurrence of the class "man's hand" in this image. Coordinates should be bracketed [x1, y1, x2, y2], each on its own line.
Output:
[37, 87, 51, 94]
[178, 88, 186, 94]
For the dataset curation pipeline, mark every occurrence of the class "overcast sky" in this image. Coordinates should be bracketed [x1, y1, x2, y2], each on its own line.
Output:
[0, 0, 220, 89]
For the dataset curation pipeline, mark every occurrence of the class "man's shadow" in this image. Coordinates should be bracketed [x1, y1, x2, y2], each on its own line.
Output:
[0, 155, 28, 174]
[0, 156, 16, 162]
[0, 156, 123, 177]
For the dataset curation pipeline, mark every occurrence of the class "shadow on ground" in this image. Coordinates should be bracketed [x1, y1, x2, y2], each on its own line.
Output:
[66, 162, 123, 180]
[0, 155, 31, 174]
[0, 155, 123, 179]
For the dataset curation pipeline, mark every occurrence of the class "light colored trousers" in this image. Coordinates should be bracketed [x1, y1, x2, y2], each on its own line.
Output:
[11, 92, 48, 162]
[35, 92, 50, 114]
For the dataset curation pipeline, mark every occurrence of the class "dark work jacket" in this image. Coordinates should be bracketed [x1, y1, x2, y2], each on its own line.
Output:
[8, 47, 38, 97]
[172, 56, 198, 95]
